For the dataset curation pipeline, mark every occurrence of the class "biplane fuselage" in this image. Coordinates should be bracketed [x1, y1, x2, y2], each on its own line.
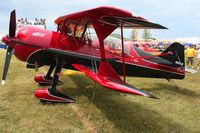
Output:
[4, 25, 184, 80]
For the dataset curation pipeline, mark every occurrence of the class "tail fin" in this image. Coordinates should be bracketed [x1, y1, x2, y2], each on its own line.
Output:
[160, 42, 184, 68]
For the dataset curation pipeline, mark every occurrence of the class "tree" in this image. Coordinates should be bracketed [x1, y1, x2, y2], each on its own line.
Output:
[142, 29, 151, 40]
[131, 29, 139, 41]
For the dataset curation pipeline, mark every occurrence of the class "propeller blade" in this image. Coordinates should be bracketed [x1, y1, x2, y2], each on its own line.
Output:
[2, 47, 13, 85]
[9, 10, 16, 38]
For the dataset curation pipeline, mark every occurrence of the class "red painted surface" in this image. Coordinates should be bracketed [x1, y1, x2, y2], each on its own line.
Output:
[14, 44, 38, 61]
[98, 62, 121, 81]
[34, 88, 73, 102]
[34, 74, 51, 84]
[2, 36, 9, 45]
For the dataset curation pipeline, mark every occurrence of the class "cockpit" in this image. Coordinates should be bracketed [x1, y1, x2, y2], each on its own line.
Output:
[58, 19, 92, 46]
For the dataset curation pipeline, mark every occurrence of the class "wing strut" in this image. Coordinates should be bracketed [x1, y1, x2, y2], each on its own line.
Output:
[120, 23, 126, 82]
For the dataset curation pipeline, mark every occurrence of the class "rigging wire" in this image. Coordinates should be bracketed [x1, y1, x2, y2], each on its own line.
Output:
[86, 28, 97, 103]
[120, 23, 126, 83]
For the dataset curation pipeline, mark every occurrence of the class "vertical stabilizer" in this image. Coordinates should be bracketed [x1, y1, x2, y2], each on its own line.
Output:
[160, 42, 184, 68]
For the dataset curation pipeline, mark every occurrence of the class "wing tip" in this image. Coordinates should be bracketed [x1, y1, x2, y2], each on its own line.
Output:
[140, 90, 159, 99]
[148, 94, 159, 99]
[137, 89, 159, 99]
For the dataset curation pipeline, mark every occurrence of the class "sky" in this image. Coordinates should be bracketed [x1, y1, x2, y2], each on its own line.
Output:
[0, 0, 200, 40]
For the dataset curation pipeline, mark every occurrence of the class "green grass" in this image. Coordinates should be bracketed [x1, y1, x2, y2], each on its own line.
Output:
[0, 49, 200, 133]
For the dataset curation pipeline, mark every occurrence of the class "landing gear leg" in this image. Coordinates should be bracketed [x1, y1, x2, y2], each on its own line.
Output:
[34, 63, 63, 85]
[34, 58, 75, 103]
[44, 64, 55, 80]
[50, 58, 63, 91]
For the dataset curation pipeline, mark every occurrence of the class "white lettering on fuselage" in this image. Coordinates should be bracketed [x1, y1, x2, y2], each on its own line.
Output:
[32, 32, 45, 37]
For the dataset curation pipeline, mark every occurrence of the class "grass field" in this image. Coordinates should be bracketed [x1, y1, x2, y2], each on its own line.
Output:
[0, 49, 200, 133]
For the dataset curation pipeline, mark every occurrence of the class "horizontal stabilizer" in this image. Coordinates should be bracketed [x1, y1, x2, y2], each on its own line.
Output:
[72, 63, 157, 99]
[185, 67, 198, 74]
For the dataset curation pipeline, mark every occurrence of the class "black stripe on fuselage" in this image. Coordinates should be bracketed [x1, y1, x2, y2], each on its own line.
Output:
[27, 49, 184, 80]
[46, 48, 118, 62]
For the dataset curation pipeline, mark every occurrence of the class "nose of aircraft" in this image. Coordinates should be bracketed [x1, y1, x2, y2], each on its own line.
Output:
[2, 35, 9, 44]
[2, 35, 15, 48]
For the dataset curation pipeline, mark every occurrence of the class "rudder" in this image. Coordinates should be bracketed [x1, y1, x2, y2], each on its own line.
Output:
[160, 42, 185, 68]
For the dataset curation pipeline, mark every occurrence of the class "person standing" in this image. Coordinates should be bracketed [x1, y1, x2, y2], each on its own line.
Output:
[196, 47, 200, 69]
[34, 18, 39, 25]
[185, 45, 196, 68]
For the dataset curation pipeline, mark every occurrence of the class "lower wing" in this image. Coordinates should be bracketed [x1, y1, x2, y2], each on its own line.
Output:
[72, 63, 158, 99]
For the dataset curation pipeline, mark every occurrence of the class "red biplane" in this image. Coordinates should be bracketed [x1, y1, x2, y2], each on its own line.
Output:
[1, 6, 185, 102]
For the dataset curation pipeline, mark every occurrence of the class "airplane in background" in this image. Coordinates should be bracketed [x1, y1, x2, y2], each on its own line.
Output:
[1, 6, 185, 103]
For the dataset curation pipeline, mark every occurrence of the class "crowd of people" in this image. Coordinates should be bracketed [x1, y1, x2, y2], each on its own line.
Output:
[17, 18, 46, 29]
[185, 44, 200, 69]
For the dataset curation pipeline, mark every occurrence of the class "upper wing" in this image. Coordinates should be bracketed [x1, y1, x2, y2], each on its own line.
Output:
[100, 16, 167, 29]
[72, 62, 157, 99]
[55, 6, 167, 40]
[55, 6, 166, 29]
[55, 6, 133, 24]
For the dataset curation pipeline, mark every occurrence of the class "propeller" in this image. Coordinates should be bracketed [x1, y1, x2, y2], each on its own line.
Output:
[1, 10, 16, 85]
[9, 10, 16, 38]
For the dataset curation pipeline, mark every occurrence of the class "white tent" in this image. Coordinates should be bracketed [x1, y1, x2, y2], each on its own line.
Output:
[0, 35, 3, 42]
[174, 37, 200, 44]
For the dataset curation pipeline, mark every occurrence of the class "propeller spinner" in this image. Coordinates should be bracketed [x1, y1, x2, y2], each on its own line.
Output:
[1, 10, 16, 85]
